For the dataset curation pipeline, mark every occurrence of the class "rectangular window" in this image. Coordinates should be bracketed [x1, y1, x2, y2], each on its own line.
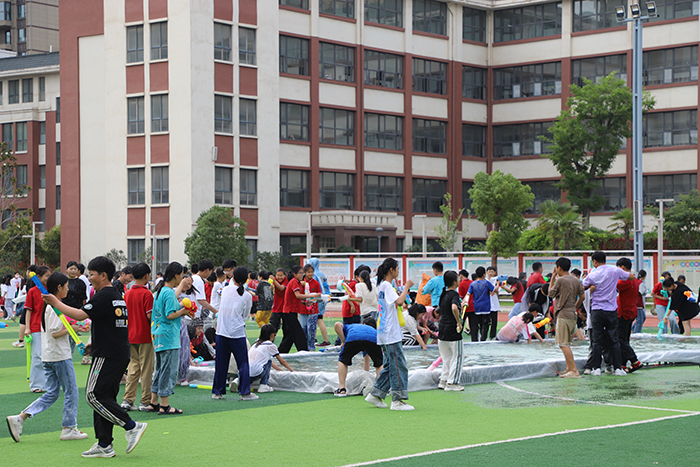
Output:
[1, 165, 11, 196]
[56, 97, 60, 123]
[364, 50, 403, 89]
[320, 0, 355, 18]
[320, 107, 355, 146]
[214, 95, 233, 134]
[56, 142, 61, 165]
[494, 62, 561, 100]
[280, 102, 310, 141]
[151, 22, 168, 60]
[39, 165, 46, 188]
[493, 121, 554, 158]
[525, 180, 560, 214]
[649, 0, 699, 22]
[18, 28, 25, 42]
[462, 124, 486, 158]
[0, 82, 3, 104]
[4, 30, 9, 45]
[151, 94, 168, 132]
[3, 2, 10, 20]
[1, 210, 11, 229]
[128, 168, 145, 205]
[15, 165, 27, 194]
[240, 169, 257, 206]
[8, 79, 18, 104]
[643, 173, 697, 206]
[413, 0, 447, 35]
[365, 113, 403, 150]
[127, 239, 145, 265]
[214, 23, 232, 61]
[644, 45, 698, 86]
[2, 123, 12, 151]
[17, 4, 25, 19]
[412, 178, 446, 213]
[595, 177, 626, 212]
[56, 186, 61, 209]
[152, 166, 169, 204]
[413, 118, 446, 154]
[572, 0, 618, 32]
[39, 122, 46, 144]
[280, 0, 309, 9]
[156, 238, 169, 272]
[365, 175, 403, 211]
[38, 209, 45, 231]
[412, 58, 447, 95]
[280, 169, 310, 207]
[21, 78, 32, 103]
[16, 122, 26, 152]
[644, 110, 698, 148]
[494, 2, 563, 42]
[462, 181, 474, 212]
[463, 66, 487, 100]
[320, 172, 355, 209]
[127, 25, 144, 63]
[214, 167, 233, 204]
[240, 98, 257, 136]
[39, 77, 45, 101]
[319, 42, 355, 82]
[365, 0, 403, 27]
[463, 7, 487, 42]
[127, 96, 145, 134]
[572, 54, 627, 86]
[279, 36, 310, 75]
[239, 27, 256, 65]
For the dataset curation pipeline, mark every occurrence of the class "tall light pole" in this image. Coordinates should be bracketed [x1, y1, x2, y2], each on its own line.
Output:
[415, 215, 427, 258]
[146, 223, 156, 275]
[375, 227, 383, 254]
[23, 221, 44, 265]
[617, 2, 657, 272]
[656, 198, 674, 277]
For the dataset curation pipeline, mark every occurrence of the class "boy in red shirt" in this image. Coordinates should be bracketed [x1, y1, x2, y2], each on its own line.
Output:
[24, 266, 51, 392]
[122, 263, 155, 412]
[299, 263, 322, 351]
[616, 258, 642, 372]
[279, 266, 318, 353]
[270, 269, 287, 331]
[527, 262, 546, 288]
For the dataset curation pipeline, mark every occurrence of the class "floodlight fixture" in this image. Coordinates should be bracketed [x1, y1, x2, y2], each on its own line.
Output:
[616, 5, 626, 20]
[646, 1, 657, 16]
[630, 3, 641, 17]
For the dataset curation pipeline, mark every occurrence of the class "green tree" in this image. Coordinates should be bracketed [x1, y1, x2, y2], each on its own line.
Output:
[0, 214, 31, 270]
[536, 201, 586, 250]
[608, 207, 634, 249]
[435, 193, 465, 252]
[184, 205, 250, 266]
[250, 251, 287, 273]
[0, 140, 33, 270]
[38, 224, 61, 268]
[469, 171, 534, 266]
[104, 248, 127, 269]
[518, 227, 551, 251]
[542, 74, 655, 227]
[653, 191, 700, 249]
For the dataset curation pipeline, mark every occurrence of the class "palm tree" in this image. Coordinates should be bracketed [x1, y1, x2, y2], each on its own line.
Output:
[608, 208, 634, 249]
[537, 201, 585, 250]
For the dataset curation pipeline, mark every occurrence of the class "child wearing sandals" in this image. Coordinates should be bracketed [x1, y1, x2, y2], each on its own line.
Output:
[6, 272, 89, 443]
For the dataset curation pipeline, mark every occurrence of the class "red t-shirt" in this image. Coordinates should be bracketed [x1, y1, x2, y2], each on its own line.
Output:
[458, 279, 474, 313]
[341, 280, 360, 318]
[284, 278, 305, 314]
[205, 282, 213, 303]
[249, 280, 259, 302]
[124, 285, 154, 344]
[25, 286, 45, 334]
[512, 281, 525, 304]
[272, 277, 288, 313]
[652, 282, 669, 307]
[617, 278, 639, 320]
[300, 278, 321, 314]
[527, 272, 546, 288]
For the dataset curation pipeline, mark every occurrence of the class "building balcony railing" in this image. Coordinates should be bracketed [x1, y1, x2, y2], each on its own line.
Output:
[311, 210, 397, 228]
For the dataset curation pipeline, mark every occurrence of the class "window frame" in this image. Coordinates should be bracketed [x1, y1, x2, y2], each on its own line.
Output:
[572, 53, 628, 87]
[595, 176, 627, 212]
[127, 96, 145, 135]
[365, 113, 403, 150]
[494, 2, 563, 43]
[319, 107, 355, 146]
[462, 65, 487, 100]
[643, 45, 699, 86]
[648, 0, 699, 22]
[413, 0, 447, 35]
[319, 42, 355, 83]
[151, 94, 169, 133]
[463, 7, 487, 42]
[39, 77, 45, 102]
[365, 174, 403, 211]
[493, 121, 555, 158]
[214, 95, 233, 134]
[280, 0, 310, 9]
[319, 171, 355, 210]
[151, 166, 169, 205]
[365, 0, 403, 27]
[320, 0, 355, 19]
[239, 27, 256, 65]
[643, 109, 698, 148]
[643, 173, 698, 206]
[15, 122, 27, 152]
[412, 178, 447, 213]
[128, 167, 145, 205]
[214, 23, 232, 62]
[240, 169, 257, 206]
[279, 35, 310, 76]
[280, 102, 310, 141]
[462, 123, 486, 158]
[525, 180, 561, 214]
[572, 0, 619, 32]
[127, 25, 144, 63]
[412, 57, 447, 95]
[150, 21, 168, 61]
[21, 78, 32, 103]
[364, 49, 404, 89]
[214, 166, 233, 205]
[239, 98, 257, 136]
[8, 79, 18, 104]
[280, 169, 310, 208]
[412, 118, 447, 154]
[494, 62, 562, 100]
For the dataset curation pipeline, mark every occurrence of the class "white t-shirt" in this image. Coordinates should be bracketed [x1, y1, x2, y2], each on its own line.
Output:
[191, 274, 208, 318]
[377, 281, 402, 345]
[248, 341, 279, 377]
[80, 275, 92, 301]
[216, 284, 252, 339]
[41, 305, 72, 362]
[355, 282, 378, 316]
[211, 281, 223, 310]
[401, 311, 418, 336]
[489, 277, 501, 311]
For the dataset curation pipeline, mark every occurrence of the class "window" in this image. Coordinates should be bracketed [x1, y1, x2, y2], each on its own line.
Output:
[38, 209, 45, 231]
[413, 178, 446, 213]
[644, 110, 698, 147]
[595, 177, 626, 211]
[128, 168, 145, 205]
[127, 97, 145, 134]
[8, 79, 18, 104]
[412, 58, 447, 95]
[214, 167, 233, 204]
[462, 181, 473, 212]
[413, 0, 447, 35]
[649, 0, 699, 22]
[1, 165, 11, 196]
[127, 25, 144, 63]
[280, 102, 310, 141]
[56, 186, 61, 209]
[493, 122, 554, 158]
[17, 3, 25, 18]
[239, 27, 256, 65]
[240, 98, 257, 136]
[2, 123, 12, 150]
[280, 235, 306, 257]
[494, 62, 561, 100]
[280, 0, 309, 9]
[2, 2, 9, 20]
[246, 240, 258, 263]
[39, 166, 45, 189]
[572, 54, 627, 86]
[280, 169, 310, 207]
[279, 36, 309, 75]
[214, 23, 232, 61]
[128, 239, 145, 265]
[18, 28, 25, 42]
[56, 142, 60, 165]
[365, 113, 403, 150]
[494, 2, 562, 43]
[240, 169, 257, 205]
[463, 66, 487, 100]
[462, 124, 486, 158]
[214, 95, 233, 134]
[413, 118, 446, 154]
[4, 30, 9, 45]
[16, 122, 26, 152]
[151, 22, 168, 60]
[56, 97, 60, 123]
[319, 42, 355, 82]
[572, 0, 618, 32]
[1, 210, 11, 229]
[152, 166, 169, 204]
[320, 0, 355, 18]
[0, 82, 3, 104]
[39, 77, 45, 102]
[15, 165, 27, 194]
[151, 94, 168, 132]
[365, 0, 403, 27]
[463, 7, 486, 42]
[320, 172, 355, 209]
[364, 50, 403, 89]
[320, 107, 355, 145]
[21, 78, 32, 103]
[365, 175, 403, 211]
[644, 45, 698, 86]
[525, 180, 560, 214]
[156, 238, 169, 272]
[39, 122, 46, 144]
[643, 173, 697, 206]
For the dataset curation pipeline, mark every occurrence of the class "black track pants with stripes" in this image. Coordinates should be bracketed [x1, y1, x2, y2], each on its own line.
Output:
[86, 357, 133, 445]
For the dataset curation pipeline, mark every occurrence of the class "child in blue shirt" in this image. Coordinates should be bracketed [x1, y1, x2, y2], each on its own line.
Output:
[464, 266, 494, 341]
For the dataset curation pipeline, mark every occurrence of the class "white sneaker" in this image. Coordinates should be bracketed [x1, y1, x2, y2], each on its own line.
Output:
[257, 384, 273, 393]
[138, 403, 151, 412]
[614, 368, 627, 376]
[6, 415, 22, 442]
[583, 368, 592, 375]
[212, 394, 224, 400]
[444, 384, 464, 391]
[591, 368, 602, 376]
[241, 393, 259, 401]
[121, 400, 135, 411]
[178, 380, 189, 386]
[229, 378, 239, 393]
[438, 380, 446, 389]
[11, 341, 24, 348]
[124, 421, 147, 454]
[60, 427, 89, 440]
[82, 443, 116, 458]
[390, 401, 415, 411]
[365, 394, 388, 408]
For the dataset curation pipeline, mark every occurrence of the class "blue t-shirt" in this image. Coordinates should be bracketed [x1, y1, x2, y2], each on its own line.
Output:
[343, 324, 377, 344]
[468, 279, 495, 315]
[422, 275, 445, 307]
[151, 286, 182, 352]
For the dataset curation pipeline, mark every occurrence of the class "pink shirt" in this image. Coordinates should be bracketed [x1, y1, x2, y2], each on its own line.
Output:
[497, 315, 530, 343]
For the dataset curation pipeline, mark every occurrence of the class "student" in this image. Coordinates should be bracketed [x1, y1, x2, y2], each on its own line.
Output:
[334, 317, 383, 397]
[615, 258, 643, 373]
[43, 256, 147, 458]
[111, 266, 133, 297]
[506, 277, 526, 319]
[463, 267, 494, 342]
[176, 274, 195, 386]
[122, 263, 155, 412]
[6, 272, 89, 443]
[340, 269, 362, 325]
[13, 266, 36, 348]
[632, 270, 647, 334]
[78, 263, 92, 300]
[496, 312, 536, 343]
[651, 271, 679, 334]
[270, 268, 287, 332]
[24, 265, 51, 392]
[255, 271, 274, 327]
[245, 324, 294, 394]
[63, 261, 87, 312]
[279, 266, 318, 353]
[308, 258, 332, 347]
[421, 262, 445, 311]
[210, 267, 226, 311]
[486, 267, 502, 340]
[352, 269, 379, 322]
[222, 259, 237, 284]
[246, 271, 259, 321]
[2, 274, 16, 320]
[678, 275, 686, 284]
[527, 262, 546, 288]
[458, 270, 475, 338]
[401, 303, 428, 349]
[205, 271, 216, 303]
[192, 259, 218, 318]
[298, 263, 321, 351]
[663, 277, 699, 336]
[437, 271, 464, 391]
[212, 267, 257, 400]
[366, 258, 415, 411]
[548, 257, 584, 378]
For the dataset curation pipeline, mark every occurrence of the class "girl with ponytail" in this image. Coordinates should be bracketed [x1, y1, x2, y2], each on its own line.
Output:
[279, 265, 320, 353]
[437, 270, 464, 391]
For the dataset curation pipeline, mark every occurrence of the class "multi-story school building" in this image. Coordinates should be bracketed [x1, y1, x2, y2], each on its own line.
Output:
[56, 0, 700, 267]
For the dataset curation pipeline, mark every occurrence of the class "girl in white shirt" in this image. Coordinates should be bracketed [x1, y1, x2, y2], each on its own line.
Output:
[352, 270, 378, 321]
